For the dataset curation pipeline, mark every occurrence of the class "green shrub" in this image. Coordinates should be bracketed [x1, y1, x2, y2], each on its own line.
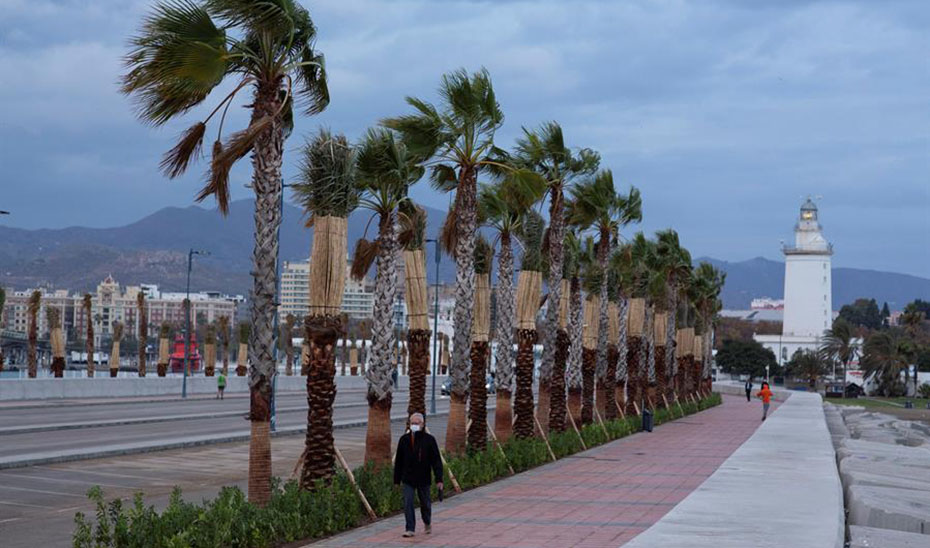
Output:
[74, 394, 722, 547]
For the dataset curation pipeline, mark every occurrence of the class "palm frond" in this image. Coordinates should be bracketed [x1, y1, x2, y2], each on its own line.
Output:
[46, 307, 61, 330]
[474, 235, 493, 276]
[398, 200, 427, 251]
[350, 237, 379, 280]
[198, 115, 272, 214]
[518, 210, 545, 272]
[161, 121, 206, 178]
[291, 128, 360, 218]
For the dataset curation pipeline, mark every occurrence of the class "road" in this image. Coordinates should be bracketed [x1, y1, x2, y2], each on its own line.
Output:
[0, 391, 477, 547]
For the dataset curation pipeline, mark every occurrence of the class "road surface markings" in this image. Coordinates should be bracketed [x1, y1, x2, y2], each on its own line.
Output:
[0, 500, 52, 509]
[0, 485, 85, 498]
[0, 471, 133, 490]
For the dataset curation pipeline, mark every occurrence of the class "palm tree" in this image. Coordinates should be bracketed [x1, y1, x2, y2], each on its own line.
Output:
[350, 129, 421, 467]
[513, 211, 546, 439]
[468, 236, 493, 451]
[282, 314, 296, 376]
[568, 172, 641, 419]
[612, 247, 633, 414]
[204, 324, 217, 376]
[819, 317, 858, 398]
[398, 202, 430, 418]
[136, 292, 147, 377]
[578, 238, 601, 424]
[123, 0, 329, 506]
[236, 322, 249, 376]
[692, 262, 725, 393]
[508, 123, 599, 431]
[655, 230, 691, 401]
[82, 294, 95, 378]
[27, 290, 40, 378]
[384, 68, 512, 454]
[564, 233, 585, 424]
[478, 177, 545, 440]
[900, 304, 925, 394]
[604, 260, 621, 419]
[109, 321, 123, 378]
[787, 349, 829, 389]
[47, 307, 65, 378]
[292, 130, 359, 485]
[861, 329, 914, 396]
[157, 322, 171, 377]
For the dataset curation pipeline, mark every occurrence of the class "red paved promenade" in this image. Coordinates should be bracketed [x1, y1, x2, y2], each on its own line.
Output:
[306, 394, 776, 548]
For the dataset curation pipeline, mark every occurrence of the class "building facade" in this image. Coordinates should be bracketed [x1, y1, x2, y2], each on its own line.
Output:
[278, 260, 376, 320]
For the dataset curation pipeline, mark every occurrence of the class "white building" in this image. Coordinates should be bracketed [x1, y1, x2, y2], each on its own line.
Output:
[755, 198, 833, 365]
[278, 259, 376, 320]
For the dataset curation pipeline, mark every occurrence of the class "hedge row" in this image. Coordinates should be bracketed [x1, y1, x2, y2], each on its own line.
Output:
[73, 392, 722, 548]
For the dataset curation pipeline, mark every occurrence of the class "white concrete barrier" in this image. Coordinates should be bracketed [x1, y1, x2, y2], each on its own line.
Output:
[624, 390, 845, 548]
[0, 374, 448, 401]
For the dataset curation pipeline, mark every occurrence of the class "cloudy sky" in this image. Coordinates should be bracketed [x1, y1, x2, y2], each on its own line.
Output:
[1, 0, 927, 276]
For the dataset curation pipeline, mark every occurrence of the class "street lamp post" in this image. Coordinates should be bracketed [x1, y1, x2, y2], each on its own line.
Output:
[183, 249, 209, 398]
[426, 238, 441, 416]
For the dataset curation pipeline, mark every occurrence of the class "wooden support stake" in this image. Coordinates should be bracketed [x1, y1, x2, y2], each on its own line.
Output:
[438, 450, 462, 493]
[615, 399, 626, 419]
[647, 397, 656, 412]
[661, 393, 671, 411]
[633, 401, 641, 416]
[533, 413, 558, 462]
[487, 424, 515, 475]
[334, 445, 377, 520]
[594, 408, 610, 439]
[566, 408, 588, 450]
[674, 391, 685, 416]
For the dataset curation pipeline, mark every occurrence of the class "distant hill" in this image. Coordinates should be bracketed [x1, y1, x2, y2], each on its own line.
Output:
[696, 256, 930, 310]
[1, 200, 927, 311]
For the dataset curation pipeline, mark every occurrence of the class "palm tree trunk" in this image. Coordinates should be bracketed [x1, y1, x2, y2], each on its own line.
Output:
[301, 315, 340, 488]
[539, 185, 565, 432]
[447, 168, 478, 455]
[604, 344, 618, 420]
[138, 309, 147, 377]
[581, 295, 598, 424]
[513, 328, 537, 439]
[27, 312, 37, 378]
[666, 285, 677, 400]
[616, 298, 629, 413]
[626, 336, 642, 414]
[566, 277, 584, 423]
[245, 85, 283, 507]
[645, 305, 656, 404]
[468, 271, 490, 451]
[407, 330, 430, 417]
[86, 323, 95, 378]
[364, 215, 398, 467]
[548, 328, 570, 431]
[493, 234, 515, 441]
[595, 238, 609, 420]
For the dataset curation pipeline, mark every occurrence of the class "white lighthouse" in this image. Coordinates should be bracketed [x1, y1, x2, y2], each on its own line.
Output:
[755, 198, 833, 364]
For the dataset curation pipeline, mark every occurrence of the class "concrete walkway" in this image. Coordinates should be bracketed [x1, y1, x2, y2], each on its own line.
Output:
[305, 394, 774, 548]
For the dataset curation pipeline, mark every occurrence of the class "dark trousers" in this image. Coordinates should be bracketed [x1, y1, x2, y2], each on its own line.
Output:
[402, 483, 431, 532]
[745, 389, 751, 402]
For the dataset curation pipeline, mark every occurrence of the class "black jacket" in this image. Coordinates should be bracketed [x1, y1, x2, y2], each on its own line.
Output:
[393, 430, 442, 488]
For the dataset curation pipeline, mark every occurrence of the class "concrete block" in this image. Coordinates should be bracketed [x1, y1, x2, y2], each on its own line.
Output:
[848, 485, 930, 534]
[839, 439, 930, 465]
[841, 465, 930, 496]
[850, 526, 930, 547]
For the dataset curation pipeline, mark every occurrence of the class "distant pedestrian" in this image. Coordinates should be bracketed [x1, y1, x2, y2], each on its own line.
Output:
[394, 412, 443, 538]
[217, 372, 226, 400]
[392, 367, 399, 388]
[757, 382, 773, 421]
[744, 378, 753, 402]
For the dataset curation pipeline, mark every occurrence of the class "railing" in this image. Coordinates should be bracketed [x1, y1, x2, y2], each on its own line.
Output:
[782, 243, 833, 255]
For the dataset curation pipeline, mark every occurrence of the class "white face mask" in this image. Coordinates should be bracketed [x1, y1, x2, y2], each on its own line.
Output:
[410, 424, 422, 433]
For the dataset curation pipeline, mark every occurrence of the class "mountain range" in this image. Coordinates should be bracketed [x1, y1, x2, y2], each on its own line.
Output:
[1, 199, 927, 310]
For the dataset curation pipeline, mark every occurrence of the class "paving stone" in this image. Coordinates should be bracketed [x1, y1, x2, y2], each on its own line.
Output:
[849, 526, 930, 547]
[848, 485, 930, 534]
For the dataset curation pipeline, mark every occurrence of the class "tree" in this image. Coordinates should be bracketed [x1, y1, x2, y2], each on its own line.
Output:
[577, 237, 601, 424]
[122, 0, 329, 506]
[563, 233, 585, 425]
[861, 329, 914, 396]
[655, 230, 692, 401]
[716, 339, 779, 381]
[109, 321, 124, 378]
[786, 349, 827, 388]
[906, 299, 930, 317]
[281, 314, 295, 376]
[568, 171, 641, 419]
[512, 211, 546, 439]
[838, 298, 882, 330]
[899, 304, 926, 394]
[384, 68, 510, 454]
[83, 294, 95, 378]
[819, 317, 858, 395]
[508, 122, 599, 433]
[137, 292, 147, 377]
[292, 130, 359, 486]
[398, 202, 430, 418]
[479, 176, 545, 441]
[468, 236, 493, 452]
[691, 263, 725, 391]
[351, 128, 422, 467]
[27, 290, 40, 378]
[881, 302, 891, 327]
[47, 307, 65, 378]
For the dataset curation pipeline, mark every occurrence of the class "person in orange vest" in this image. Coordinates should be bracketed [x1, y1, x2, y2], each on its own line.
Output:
[756, 382, 773, 421]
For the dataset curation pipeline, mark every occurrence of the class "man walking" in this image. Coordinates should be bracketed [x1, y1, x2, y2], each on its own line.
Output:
[216, 371, 226, 400]
[744, 378, 753, 402]
[394, 413, 443, 538]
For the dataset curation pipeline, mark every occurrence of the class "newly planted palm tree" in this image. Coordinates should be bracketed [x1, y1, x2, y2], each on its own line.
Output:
[136, 292, 147, 377]
[398, 202, 430, 418]
[578, 238, 600, 424]
[569, 173, 641, 419]
[47, 307, 65, 378]
[27, 290, 40, 378]
[236, 322, 249, 376]
[613, 248, 633, 414]
[478, 177, 545, 440]
[123, 0, 329, 505]
[546, 232, 578, 432]
[820, 318, 858, 397]
[604, 262, 621, 419]
[692, 262, 725, 392]
[204, 324, 217, 376]
[468, 236, 493, 451]
[564, 233, 585, 424]
[292, 129, 359, 484]
[655, 230, 691, 401]
[157, 322, 171, 377]
[281, 314, 296, 376]
[216, 315, 230, 376]
[83, 294, 95, 378]
[513, 211, 546, 439]
[384, 68, 511, 454]
[109, 322, 124, 378]
[350, 128, 421, 466]
[508, 123, 599, 429]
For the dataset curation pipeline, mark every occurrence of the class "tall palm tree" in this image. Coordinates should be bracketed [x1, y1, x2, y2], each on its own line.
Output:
[157, 322, 171, 377]
[109, 321, 123, 378]
[82, 294, 95, 378]
[508, 123, 599, 430]
[292, 129, 359, 485]
[692, 262, 725, 392]
[217, 315, 230, 376]
[820, 317, 858, 398]
[900, 304, 925, 394]
[578, 238, 600, 424]
[512, 211, 546, 439]
[861, 329, 914, 396]
[136, 292, 147, 377]
[612, 247, 633, 414]
[384, 68, 513, 454]
[604, 260, 621, 419]
[398, 202, 430, 418]
[569, 172, 641, 419]
[564, 233, 585, 424]
[27, 290, 40, 378]
[47, 307, 65, 378]
[469, 236, 493, 452]
[478, 177, 545, 440]
[655, 230, 691, 401]
[204, 323, 217, 376]
[123, 0, 329, 506]
[350, 128, 421, 467]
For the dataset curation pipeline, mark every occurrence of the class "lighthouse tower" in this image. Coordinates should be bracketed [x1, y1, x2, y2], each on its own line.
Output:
[782, 198, 833, 337]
